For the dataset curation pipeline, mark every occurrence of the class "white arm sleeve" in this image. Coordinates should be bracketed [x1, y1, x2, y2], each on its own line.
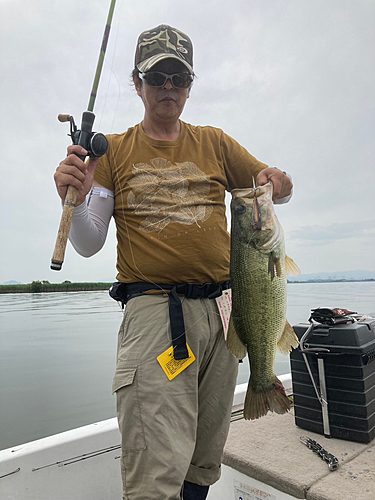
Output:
[273, 170, 293, 205]
[68, 187, 114, 257]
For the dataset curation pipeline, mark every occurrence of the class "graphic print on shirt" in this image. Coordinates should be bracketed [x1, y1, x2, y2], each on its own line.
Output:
[127, 158, 214, 233]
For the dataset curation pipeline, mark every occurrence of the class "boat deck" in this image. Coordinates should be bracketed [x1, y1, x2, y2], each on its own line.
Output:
[1, 406, 374, 499]
[216, 406, 375, 500]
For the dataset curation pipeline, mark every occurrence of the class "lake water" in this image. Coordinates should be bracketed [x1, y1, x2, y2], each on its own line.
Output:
[1, 281, 375, 451]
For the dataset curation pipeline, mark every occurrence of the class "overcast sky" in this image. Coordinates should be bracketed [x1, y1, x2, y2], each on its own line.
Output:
[1, 0, 374, 283]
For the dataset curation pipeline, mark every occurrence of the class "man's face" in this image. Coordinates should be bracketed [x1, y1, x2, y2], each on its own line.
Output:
[134, 59, 191, 124]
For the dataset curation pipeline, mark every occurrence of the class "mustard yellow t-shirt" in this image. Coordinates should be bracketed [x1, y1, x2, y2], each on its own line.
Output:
[94, 121, 268, 284]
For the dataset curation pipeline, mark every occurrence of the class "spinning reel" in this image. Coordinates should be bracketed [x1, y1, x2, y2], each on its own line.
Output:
[58, 111, 108, 160]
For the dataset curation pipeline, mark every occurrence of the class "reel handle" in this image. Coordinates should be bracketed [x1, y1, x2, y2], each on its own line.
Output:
[58, 114, 70, 122]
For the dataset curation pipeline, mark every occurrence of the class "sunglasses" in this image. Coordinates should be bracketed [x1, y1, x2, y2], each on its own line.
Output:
[139, 71, 193, 89]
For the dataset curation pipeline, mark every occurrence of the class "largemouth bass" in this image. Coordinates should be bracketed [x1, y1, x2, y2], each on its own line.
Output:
[227, 181, 300, 420]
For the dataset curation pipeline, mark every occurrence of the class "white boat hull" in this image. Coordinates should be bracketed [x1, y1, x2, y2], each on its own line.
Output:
[0, 376, 294, 500]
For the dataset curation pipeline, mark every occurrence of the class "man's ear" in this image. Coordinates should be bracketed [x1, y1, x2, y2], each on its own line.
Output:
[133, 75, 142, 97]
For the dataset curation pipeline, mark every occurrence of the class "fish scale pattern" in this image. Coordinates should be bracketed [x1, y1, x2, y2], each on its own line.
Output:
[228, 182, 297, 420]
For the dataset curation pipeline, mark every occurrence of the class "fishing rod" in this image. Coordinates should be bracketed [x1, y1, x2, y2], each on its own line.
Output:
[51, 0, 117, 271]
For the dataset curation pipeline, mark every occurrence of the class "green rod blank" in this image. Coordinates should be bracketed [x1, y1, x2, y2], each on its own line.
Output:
[88, 0, 117, 112]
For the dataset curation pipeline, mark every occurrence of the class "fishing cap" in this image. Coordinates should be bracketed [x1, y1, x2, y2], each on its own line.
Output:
[135, 25, 193, 74]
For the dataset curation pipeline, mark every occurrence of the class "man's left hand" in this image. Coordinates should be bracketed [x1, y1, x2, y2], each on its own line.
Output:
[256, 168, 293, 200]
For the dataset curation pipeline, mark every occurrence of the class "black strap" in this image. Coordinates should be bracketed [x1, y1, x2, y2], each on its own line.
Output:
[309, 307, 356, 326]
[109, 281, 230, 360]
[168, 286, 189, 359]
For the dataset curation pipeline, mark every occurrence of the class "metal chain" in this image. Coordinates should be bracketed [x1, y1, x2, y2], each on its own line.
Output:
[300, 436, 339, 471]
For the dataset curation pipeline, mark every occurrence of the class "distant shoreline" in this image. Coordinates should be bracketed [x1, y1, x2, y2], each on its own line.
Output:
[288, 279, 375, 284]
[0, 281, 111, 294]
[1, 279, 374, 294]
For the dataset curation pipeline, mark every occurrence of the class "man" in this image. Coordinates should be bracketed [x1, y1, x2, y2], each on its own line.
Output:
[54, 25, 293, 500]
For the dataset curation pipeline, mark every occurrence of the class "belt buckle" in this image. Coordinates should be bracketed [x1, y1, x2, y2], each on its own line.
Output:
[187, 283, 202, 299]
[185, 283, 208, 299]
[184, 283, 194, 299]
[184, 282, 223, 300]
[199, 282, 214, 299]
[202, 282, 214, 298]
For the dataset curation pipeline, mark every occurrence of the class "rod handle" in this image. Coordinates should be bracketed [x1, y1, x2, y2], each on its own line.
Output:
[50, 185, 78, 270]
[51, 110, 94, 271]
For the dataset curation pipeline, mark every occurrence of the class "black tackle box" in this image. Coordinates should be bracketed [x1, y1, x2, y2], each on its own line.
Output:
[291, 318, 375, 443]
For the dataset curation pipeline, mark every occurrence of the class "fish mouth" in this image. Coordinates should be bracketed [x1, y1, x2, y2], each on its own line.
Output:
[231, 182, 276, 232]
[231, 183, 273, 231]
[231, 181, 272, 201]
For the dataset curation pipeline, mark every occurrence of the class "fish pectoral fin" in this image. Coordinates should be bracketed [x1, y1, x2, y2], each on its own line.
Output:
[226, 315, 247, 360]
[285, 255, 301, 276]
[268, 252, 280, 280]
[277, 319, 299, 354]
[276, 258, 282, 278]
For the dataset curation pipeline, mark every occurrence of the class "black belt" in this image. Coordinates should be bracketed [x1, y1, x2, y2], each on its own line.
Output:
[109, 281, 231, 360]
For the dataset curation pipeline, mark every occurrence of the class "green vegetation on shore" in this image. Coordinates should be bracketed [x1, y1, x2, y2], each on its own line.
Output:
[0, 281, 111, 294]
[1, 278, 374, 294]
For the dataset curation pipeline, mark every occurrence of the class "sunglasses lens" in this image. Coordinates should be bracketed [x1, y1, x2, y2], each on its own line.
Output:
[142, 72, 193, 89]
[144, 72, 167, 87]
[172, 74, 193, 89]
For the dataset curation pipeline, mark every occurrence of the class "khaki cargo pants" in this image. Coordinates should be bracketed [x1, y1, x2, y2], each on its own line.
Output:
[112, 294, 239, 500]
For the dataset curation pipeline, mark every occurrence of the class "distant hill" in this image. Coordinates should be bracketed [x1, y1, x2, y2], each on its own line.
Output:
[288, 270, 375, 282]
[1, 280, 23, 285]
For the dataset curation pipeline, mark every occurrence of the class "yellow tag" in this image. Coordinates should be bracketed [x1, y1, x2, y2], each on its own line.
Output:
[157, 344, 196, 380]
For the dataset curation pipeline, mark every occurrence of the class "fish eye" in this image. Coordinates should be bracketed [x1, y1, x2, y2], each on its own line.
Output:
[236, 204, 246, 214]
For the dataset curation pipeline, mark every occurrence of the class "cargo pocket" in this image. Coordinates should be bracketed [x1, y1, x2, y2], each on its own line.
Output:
[112, 362, 146, 454]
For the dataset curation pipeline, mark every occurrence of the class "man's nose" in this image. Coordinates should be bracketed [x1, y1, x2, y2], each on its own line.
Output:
[163, 77, 174, 90]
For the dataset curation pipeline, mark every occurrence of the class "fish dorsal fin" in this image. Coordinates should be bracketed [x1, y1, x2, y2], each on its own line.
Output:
[277, 319, 299, 354]
[226, 315, 247, 360]
[285, 255, 301, 276]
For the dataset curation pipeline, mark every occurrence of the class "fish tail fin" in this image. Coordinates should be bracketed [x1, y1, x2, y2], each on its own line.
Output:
[226, 315, 247, 360]
[244, 376, 291, 420]
[277, 319, 299, 354]
[285, 255, 301, 276]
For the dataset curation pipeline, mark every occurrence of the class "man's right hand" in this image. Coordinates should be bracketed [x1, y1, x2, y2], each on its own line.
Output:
[54, 145, 100, 206]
